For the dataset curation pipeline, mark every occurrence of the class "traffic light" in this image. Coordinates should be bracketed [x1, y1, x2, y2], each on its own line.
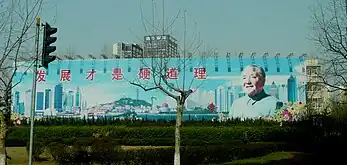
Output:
[42, 22, 57, 69]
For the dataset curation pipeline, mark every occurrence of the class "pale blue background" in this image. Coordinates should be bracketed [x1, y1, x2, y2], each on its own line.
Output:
[12, 57, 307, 116]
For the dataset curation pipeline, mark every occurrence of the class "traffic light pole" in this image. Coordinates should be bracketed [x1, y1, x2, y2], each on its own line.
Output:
[28, 17, 40, 165]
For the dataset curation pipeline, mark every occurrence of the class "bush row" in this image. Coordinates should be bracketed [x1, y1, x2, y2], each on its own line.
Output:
[28, 135, 291, 165]
[7, 125, 311, 147]
[16, 116, 282, 127]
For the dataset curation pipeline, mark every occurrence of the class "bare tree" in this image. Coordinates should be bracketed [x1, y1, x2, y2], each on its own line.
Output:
[310, 0, 347, 92]
[129, 1, 213, 164]
[0, 0, 44, 164]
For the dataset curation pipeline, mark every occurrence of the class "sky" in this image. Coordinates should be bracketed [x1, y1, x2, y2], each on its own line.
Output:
[38, 0, 322, 57]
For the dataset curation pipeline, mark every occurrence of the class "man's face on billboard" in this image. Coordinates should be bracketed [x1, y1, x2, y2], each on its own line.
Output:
[242, 66, 264, 96]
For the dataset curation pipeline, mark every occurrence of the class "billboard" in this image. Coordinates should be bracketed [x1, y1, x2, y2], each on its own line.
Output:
[11, 57, 307, 120]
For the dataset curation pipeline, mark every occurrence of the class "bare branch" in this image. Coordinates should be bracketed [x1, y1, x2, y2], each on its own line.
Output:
[130, 82, 179, 100]
[164, 10, 181, 33]
[310, 0, 347, 92]
[140, 0, 149, 34]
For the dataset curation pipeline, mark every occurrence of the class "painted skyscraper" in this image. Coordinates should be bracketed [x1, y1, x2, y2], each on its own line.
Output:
[269, 82, 279, 99]
[18, 103, 24, 115]
[36, 92, 44, 111]
[54, 84, 63, 112]
[207, 90, 215, 104]
[287, 75, 297, 102]
[67, 91, 74, 112]
[45, 89, 52, 109]
[24, 89, 32, 116]
[226, 87, 233, 113]
[75, 87, 81, 107]
[216, 86, 226, 112]
[201, 90, 208, 107]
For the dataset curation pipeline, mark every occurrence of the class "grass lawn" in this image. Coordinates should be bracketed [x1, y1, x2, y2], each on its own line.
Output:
[7, 147, 315, 165]
[6, 146, 172, 165]
[219, 152, 314, 165]
[7, 147, 55, 165]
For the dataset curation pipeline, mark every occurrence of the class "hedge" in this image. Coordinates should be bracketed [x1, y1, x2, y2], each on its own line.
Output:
[7, 125, 311, 147]
[33, 136, 291, 165]
[16, 116, 281, 127]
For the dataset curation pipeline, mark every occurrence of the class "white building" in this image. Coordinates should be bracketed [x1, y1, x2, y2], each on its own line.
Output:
[24, 89, 32, 117]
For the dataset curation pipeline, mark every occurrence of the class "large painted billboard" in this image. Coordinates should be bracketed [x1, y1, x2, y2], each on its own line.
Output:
[11, 57, 307, 120]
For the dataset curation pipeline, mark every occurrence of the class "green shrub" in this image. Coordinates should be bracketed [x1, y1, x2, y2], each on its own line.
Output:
[47, 135, 121, 165]
[46, 141, 91, 165]
[45, 141, 289, 164]
[46, 142, 73, 165]
[119, 148, 173, 165]
[117, 142, 289, 165]
[25, 140, 45, 161]
[7, 126, 29, 147]
[90, 136, 121, 165]
[8, 125, 302, 147]
[26, 116, 280, 127]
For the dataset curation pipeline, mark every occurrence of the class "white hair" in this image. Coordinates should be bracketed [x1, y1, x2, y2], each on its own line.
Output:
[243, 64, 266, 79]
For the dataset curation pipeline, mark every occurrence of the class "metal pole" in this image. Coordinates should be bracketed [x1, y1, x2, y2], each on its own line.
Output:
[28, 16, 40, 165]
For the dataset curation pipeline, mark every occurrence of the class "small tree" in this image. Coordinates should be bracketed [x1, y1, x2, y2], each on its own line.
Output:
[129, 1, 213, 164]
[0, 0, 44, 164]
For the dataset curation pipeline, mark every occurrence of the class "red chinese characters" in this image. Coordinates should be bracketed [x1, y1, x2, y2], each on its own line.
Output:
[112, 68, 123, 80]
[166, 68, 178, 80]
[194, 67, 206, 79]
[36, 70, 46, 82]
[138, 68, 151, 80]
[86, 69, 96, 81]
[60, 69, 71, 82]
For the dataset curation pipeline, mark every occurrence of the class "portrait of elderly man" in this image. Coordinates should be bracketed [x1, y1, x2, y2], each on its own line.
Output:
[229, 64, 283, 119]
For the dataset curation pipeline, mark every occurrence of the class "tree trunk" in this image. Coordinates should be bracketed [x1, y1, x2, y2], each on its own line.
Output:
[0, 113, 8, 165]
[174, 100, 184, 165]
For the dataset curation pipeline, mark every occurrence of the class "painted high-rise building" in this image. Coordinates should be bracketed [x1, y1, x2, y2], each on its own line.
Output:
[67, 91, 74, 112]
[45, 89, 52, 109]
[63, 92, 68, 111]
[214, 89, 217, 105]
[24, 89, 32, 116]
[216, 86, 226, 112]
[230, 92, 234, 107]
[82, 100, 88, 110]
[36, 92, 44, 111]
[201, 90, 208, 107]
[18, 102, 24, 115]
[207, 90, 215, 104]
[269, 81, 279, 99]
[54, 84, 63, 112]
[279, 84, 287, 101]
[287, 75, 297, 102]
[75, 87, 81, 107]
[226, 87, 234, 113]
[192, 88, 200, 103]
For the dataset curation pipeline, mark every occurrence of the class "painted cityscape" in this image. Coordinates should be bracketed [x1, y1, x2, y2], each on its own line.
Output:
[11, 57, 307, 120]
